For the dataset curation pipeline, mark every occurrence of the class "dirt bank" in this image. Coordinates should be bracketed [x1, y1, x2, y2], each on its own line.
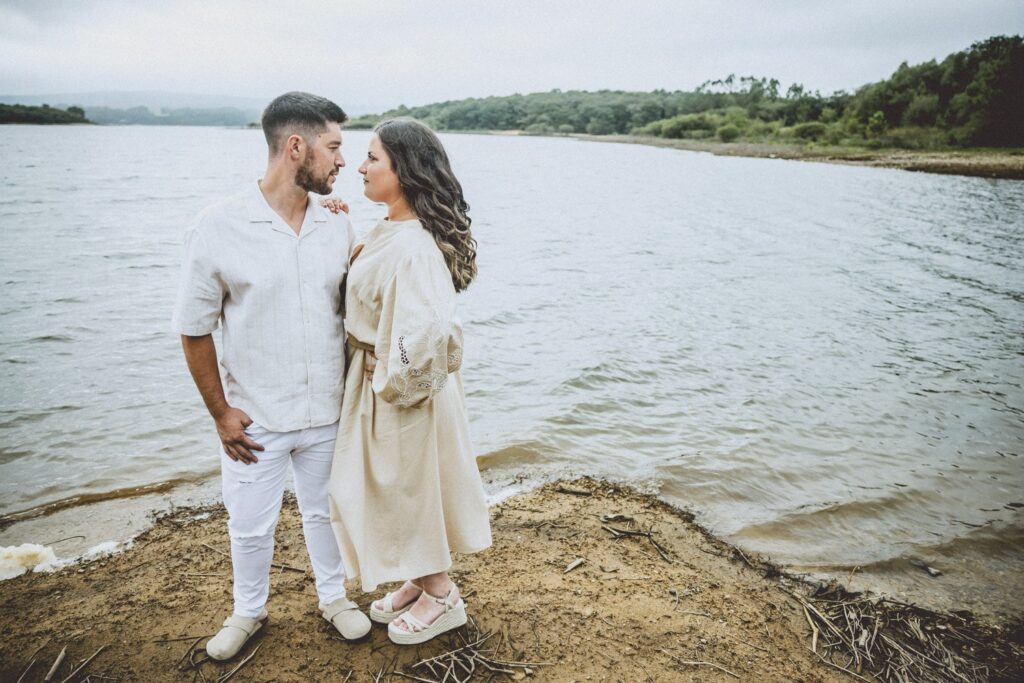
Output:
[575, 135, 1024, 180]
[1, 479, 1019, 682]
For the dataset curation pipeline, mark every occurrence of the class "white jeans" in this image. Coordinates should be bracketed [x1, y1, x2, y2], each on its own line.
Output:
[220, 421, 346, 618]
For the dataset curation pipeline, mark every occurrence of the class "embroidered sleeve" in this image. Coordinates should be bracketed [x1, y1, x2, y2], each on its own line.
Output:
[372, 249, 463, 408]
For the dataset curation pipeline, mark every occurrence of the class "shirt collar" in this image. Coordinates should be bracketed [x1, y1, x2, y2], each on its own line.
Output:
[246, 180, 328, 236]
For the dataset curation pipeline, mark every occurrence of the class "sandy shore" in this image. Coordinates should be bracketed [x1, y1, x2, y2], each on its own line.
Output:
[570, 135, 1024, 180]
[1, 478, 1020, 682]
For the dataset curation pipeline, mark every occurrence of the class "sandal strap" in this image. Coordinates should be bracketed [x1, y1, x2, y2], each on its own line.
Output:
[378, 591, 398, 612]
[423, 586, 458, 609]
[399, 610, 431, 632]
[378, 582, 423, 612]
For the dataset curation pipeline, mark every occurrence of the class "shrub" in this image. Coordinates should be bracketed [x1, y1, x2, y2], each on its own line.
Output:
[557, 124, 575, 135]
[661, 113, 715, 139]
[634, 121, 663, 136]
[792, 122, 828, 140]
[723, 106, 749, 127]
[747, 120, 780, 137]
[717, 124, 740, 142]
[876, 126, 945, 149]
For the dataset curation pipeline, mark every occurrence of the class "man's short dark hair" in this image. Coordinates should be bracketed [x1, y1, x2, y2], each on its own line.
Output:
[261, 92, 347, 154]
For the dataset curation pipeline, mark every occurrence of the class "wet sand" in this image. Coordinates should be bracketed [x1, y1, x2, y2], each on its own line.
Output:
[1, 479, 1020, 682]
[574, 135, 1024, 180]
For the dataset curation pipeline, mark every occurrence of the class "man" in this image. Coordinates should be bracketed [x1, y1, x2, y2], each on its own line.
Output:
[171, 92, 369, 661]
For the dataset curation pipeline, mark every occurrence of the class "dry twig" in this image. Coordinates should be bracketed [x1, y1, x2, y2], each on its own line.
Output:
[660, 649, 740, 679]
[151, 634, 212, 643]
[391, 620, 548, 683]
[556, 486, 592, 496]
[59, 646, 107, 683]
[216, 643, 261, 683]
[201, 543, 304, 573]
[176, 637, 204, 669]
[601, 524, 672, 562]
[786, 583, 1008, 683]
[16, 659, 36, 683]
[565, 557, 585, 573]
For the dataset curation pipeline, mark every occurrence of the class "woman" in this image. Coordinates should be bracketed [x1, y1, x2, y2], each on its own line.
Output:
[327, 118, 492, 645]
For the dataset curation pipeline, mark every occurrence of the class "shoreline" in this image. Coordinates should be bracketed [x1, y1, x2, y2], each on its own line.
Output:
[431, 128, 1024, 180]
[571, 134, 1024, 180]
[3, 466, 1022, 624]
[1, 478, 1019, 682]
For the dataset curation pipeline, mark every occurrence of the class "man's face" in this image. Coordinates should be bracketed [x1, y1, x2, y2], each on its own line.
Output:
[296, 123, 344, 195]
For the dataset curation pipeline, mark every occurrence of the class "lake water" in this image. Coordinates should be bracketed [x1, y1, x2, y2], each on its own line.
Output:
[1, 125, 1022, 619]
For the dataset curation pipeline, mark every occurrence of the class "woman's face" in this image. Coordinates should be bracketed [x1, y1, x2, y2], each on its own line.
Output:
[358, 134, 403, 205]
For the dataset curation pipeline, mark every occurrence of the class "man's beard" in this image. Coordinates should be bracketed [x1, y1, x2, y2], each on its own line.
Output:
[296, 150, 334, 195]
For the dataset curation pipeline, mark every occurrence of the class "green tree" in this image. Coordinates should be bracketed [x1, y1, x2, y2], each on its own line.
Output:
[866, 111, 887, 137]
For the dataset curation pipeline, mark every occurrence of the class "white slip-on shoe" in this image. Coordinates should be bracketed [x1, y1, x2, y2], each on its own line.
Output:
[206, 613, 267, 661]
[387, 586, 467, 646]
[322, 597, 371, 640]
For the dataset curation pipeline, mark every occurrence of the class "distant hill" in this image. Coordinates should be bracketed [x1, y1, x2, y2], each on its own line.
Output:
[0, 91, 387, 121]
[0, 92, 262, 127]
[0, 103, 90, 124]
[0, 91, 269, 111]
[82, 106, 259, 127]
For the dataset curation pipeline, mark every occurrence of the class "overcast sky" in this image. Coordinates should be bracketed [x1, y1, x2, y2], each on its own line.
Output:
[2, 0, 1022, 112]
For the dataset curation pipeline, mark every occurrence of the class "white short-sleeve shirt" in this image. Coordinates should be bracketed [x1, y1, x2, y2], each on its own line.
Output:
[171, 182, 355, 432]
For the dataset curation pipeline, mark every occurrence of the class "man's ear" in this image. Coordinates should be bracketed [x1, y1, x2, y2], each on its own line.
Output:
[286, 133, 305, 160]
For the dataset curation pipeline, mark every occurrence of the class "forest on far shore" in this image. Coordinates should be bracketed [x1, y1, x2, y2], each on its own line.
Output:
[0, 103, 90, 124]
[349, 35, 1024, 149]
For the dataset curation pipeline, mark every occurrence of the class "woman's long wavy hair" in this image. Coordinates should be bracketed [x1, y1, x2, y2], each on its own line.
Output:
[375, 118, 477, 292]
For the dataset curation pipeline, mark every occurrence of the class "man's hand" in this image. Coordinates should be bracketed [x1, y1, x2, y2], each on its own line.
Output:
[320, 197, 349, 214]
[215, 406, 265, 464]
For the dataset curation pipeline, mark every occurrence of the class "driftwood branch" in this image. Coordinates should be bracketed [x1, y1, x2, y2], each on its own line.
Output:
[43, 646, 67, 682]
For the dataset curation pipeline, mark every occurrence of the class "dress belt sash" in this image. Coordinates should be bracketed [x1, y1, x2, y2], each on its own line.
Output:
[346, 335, 376, 354]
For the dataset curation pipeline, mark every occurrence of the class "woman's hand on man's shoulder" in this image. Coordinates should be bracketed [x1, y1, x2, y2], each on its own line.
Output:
[320, 197, 349, 214]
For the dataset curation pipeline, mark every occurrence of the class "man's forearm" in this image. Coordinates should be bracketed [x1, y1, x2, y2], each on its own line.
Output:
[181, 334, 229, 419]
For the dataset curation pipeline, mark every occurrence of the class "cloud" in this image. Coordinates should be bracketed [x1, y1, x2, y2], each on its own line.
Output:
[1, 0, 1021, 109]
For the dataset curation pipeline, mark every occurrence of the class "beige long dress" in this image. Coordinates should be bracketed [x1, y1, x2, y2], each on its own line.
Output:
[328, 218, 492, 592]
